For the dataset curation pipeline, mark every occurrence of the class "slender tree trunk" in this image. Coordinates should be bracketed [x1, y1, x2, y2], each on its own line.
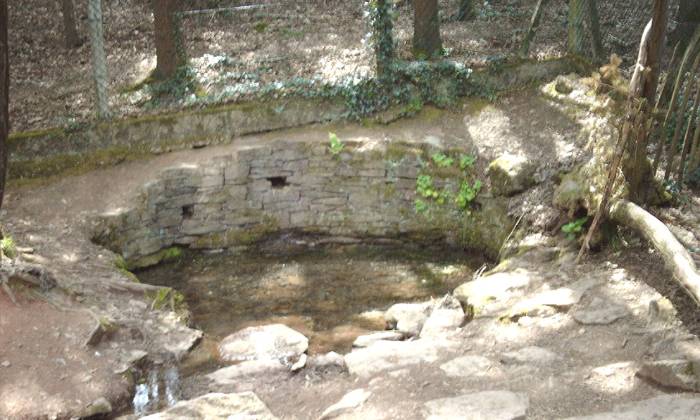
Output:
[672, 0, 700, 53]
[0, 0, 7, 212]
[520, 0, 548, 58]
[372, 0, 395, 78]
[586, 0, 604, 63]
[87, 0, 109, 119]
[413, 0, 442, 59]
[624, 0, 669, 203]
[153, 0, 187, 80]
[568, 0, 588, 57]
[640, 0, 668, 107]
[456, 0, 474, 22]
[59, 0, 82, 48]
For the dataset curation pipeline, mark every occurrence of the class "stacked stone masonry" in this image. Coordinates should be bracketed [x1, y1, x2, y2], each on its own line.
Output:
[93, 140, 513, 266]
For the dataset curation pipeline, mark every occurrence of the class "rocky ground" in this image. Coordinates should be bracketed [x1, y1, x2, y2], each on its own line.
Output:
[8, 0, 665, 133]
[2, 77, 700, 419]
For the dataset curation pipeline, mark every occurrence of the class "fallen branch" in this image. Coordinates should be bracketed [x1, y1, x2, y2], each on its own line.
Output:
[181, 4, 275, 16]
[610, 200, 700, 305]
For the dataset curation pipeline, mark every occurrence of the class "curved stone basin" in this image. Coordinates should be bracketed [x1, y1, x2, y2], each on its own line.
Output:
[92, 138, 513, 269]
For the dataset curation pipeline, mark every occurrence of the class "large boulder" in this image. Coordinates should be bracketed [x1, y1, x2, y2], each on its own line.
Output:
[218, 324, 308, 363]
[140, 392, 277, 419]
[420, 295, 465, 338]
[637, 359, 700, 392]
[488, 153, 537, 197]
[384, 303, 432, 337]
[454, 269, 532, 313]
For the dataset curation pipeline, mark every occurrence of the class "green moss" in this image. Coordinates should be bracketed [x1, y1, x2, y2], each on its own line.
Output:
[127, 246, 184, 270]
[0, 236, 17, 259]
[192, 216, 280, 249]
[8, 127, 66, 143]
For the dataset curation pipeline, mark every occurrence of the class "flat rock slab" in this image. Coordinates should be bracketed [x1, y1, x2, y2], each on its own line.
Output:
[501, 346, 560, 365]
[423, 390, 528, 420]
[353, 331, 404, 348]
[319, 389, 371, 420]
[219, 324, 308, 363]
[141, 392, 278, 419]
[439, 355, 501, 378]
[206, 360, 287, 386]
[573, 297, 629, 325]
[344, 339, 457, 378]
[454, 270, 531, 309]
[563, 394, 700, 419]
[637, 359, 700, 392]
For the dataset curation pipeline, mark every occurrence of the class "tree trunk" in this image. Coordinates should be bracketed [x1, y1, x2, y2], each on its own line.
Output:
[456, 0, 474, 22]
[624, 0, 668, 203]
[672, 0, 700, 53]
[372, 0, 395, 78]
[0, 0, 7, 213]
[87, 0, 109, 119]
[568, 0, 588, 57]
[520, 0, 548, 58]
[153, 0, 186, 80]
[413, 0, 442, 59]
[586, 0, 604, 63]
[59, 0, 82, 48]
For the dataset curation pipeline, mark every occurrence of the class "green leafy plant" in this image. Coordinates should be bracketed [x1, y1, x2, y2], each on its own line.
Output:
[432, 152, 454, 168]
[562, 216, 589, 240]
[328, 132, 345, 156]
[455, 180, 482, 210]
[414, 199, 429, 213]
[1, 236, 17, 259]
[416, 174, 439, 199]
[459, 154, 477, 170]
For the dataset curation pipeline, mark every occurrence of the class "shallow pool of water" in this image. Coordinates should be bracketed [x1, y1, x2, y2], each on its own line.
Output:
[138, 240, 485, 354]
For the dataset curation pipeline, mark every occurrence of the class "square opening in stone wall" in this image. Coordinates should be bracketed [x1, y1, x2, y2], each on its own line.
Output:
[267, 176, 289, 189]
[182, 204, 195, 219]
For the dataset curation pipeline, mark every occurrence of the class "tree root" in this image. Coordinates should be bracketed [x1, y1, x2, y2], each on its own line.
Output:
[0, 258, 57, 305]
[610, 200, 700, 305]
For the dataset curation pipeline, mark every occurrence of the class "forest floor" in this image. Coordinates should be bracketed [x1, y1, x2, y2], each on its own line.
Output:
[2, 80, 700, 418]
[8, 0, 664, 133]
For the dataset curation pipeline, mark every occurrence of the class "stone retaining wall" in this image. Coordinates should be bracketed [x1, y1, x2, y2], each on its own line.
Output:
[9, 57, 584, 182]
[93, 140, 513, 267]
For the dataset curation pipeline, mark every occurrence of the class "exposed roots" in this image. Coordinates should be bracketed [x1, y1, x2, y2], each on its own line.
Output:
[0, 258, 57, 305]
[610, 199, 700, 305]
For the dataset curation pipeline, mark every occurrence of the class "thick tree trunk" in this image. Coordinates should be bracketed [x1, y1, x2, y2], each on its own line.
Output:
[153, 0, 186, 80]
[59, 0, 82, 48]
[413, 0, 442, 59]
[0, 0, 7, 213]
